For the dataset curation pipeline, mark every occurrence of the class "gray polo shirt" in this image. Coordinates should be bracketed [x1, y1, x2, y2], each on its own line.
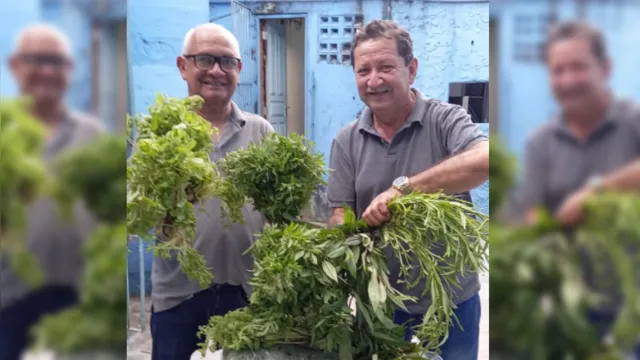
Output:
[512, 97, 640, 216]
[0, 110, 103, 309]
[511, 96, 640, 312]
[328, 89, 488, 314]
[151, 102, 274, 313]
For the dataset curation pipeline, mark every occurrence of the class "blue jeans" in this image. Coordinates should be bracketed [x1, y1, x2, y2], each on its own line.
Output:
[0, 286, 78, 360]
[150, 284, 248, 360]
[588, 310, 640, 359]
[393, 293, 481, 360]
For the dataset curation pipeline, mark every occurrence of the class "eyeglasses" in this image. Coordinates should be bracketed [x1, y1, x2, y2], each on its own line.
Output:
[17, 54, 70, 68]
[183, 54, 241, 72]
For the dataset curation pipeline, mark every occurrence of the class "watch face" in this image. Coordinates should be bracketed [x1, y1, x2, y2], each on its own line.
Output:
[393, 176, 408, 188]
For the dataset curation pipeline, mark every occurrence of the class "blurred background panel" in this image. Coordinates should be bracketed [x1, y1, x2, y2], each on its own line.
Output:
[0, 0, 127, 133]
[491, 0, 640, 162]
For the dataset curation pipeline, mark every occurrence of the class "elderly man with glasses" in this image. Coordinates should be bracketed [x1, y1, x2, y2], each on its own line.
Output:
[0, 24, 103, 360]
[149, 23, 274, 360]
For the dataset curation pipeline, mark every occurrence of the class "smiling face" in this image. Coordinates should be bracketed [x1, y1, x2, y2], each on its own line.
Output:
[548, 36, 610, 116]
[352, 37, 417, 121]
[9, 28, 72, 108]
[177, 29, 242, 107]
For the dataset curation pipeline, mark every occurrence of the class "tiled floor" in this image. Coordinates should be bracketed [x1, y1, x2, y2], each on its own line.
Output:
[126, 270, 489, 360]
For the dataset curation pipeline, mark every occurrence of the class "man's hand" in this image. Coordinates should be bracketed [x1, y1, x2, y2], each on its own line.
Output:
[555, 186, 595, 226]
[362, 187, 402, 227]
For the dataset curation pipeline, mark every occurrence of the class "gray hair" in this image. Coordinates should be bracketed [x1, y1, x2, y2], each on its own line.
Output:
[182, 23, 241, 58]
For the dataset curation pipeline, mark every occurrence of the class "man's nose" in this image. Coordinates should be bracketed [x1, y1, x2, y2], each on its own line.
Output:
[366, 70, 384, 88]
[207, 62, 226, 76]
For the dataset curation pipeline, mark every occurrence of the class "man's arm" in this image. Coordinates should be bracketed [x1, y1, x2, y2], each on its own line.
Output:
[556, 159, 640, 226]
[601, 159, 640, 192]
[408, 141, 489, 194]
[361, 106, 488, 227]
[326, 138, 356, 228]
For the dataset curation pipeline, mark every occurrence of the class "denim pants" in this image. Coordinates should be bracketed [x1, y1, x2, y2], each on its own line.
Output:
[0, 286, 78, 360]
[150, 284, 248, 360]
[588, 310, 640, 359]
[393, 293, 481, 360]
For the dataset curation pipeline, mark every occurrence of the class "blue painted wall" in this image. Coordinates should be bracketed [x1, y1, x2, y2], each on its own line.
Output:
[0, 1, 40, 96]
[128, 0, 490, 293]
[495, 2, 640, 162]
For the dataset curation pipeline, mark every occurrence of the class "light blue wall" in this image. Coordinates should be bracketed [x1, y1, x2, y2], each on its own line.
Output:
[0, 1, 40, 97]
[495, 2, 640, 161]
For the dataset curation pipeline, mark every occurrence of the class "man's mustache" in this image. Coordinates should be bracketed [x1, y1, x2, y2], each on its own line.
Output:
[559, 86, 588, 98]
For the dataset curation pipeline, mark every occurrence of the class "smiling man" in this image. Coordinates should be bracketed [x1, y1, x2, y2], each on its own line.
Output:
[510, 20, 640, 356]
[0, 24, 103, 360]
[327, 20, 489, 360]
[149, 23, 273, 360]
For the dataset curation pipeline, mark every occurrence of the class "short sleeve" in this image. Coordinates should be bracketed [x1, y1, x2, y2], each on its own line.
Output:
[327, 139, 356, 211]
[439, 106, 488, 156]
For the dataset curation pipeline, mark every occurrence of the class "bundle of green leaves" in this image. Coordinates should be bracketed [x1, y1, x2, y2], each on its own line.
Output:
[31, 133, 128, 354]
[217, 132, 326, 224]
[0, 97, 47, 287]
[53, 134, 127, 224]
[489, 137, 516, 210]
[489, 143, 640, 360]
[32, 224, 127, 354]
[198, 192, 488, 360]
[127, 94, 224, 287]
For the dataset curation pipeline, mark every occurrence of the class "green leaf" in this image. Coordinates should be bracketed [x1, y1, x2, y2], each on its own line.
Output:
[322, 261, 338, 282]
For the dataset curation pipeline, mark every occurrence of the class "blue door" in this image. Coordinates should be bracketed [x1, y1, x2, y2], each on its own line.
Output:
[231, 0, 258, 113]
[266, 20, 288, 135]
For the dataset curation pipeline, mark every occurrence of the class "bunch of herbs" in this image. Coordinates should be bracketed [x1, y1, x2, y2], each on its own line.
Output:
[31, 133, 128, 354]
[217, 132, 326, 224]
[489, 144, 640, 360]
[198, 192, 488, 359]
[0, 97, 47, 287]
[127, 94, 230, 287]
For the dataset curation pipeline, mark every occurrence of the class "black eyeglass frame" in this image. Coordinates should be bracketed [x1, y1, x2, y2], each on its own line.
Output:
[182, 54, 242, 72]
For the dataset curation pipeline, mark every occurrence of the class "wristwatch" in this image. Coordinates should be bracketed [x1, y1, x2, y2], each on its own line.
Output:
[392, 176, 413, 195]
[585, 175, 604, 193]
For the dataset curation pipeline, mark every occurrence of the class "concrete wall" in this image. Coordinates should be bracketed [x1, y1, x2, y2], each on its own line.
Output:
[495, 2, 640, 162]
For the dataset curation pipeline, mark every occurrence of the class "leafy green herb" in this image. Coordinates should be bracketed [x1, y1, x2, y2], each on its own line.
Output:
[127, 94, 225, 287]
[0, 97, 47, 287]
[490, 143, 640, 360]
[53, 134, 127, 224]
[32, 223, 127, 354]
[489, 137, 516, 210]
[218, 132, 326, 224]
[31, 133, 128, 354]
[198, 193, 488, 359]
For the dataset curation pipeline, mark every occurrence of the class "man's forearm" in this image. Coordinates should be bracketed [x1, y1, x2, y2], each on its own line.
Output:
[602, 159, 640, 192]
[409, 141, 489, 194]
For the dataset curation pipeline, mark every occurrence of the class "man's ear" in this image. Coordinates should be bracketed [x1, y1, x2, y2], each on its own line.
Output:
[408, 57, 418, 84]
[176, 56, 187, 80]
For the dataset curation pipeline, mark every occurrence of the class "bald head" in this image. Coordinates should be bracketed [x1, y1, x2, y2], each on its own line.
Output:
[182, 23, 240, 59]
[9, 23, 73, 109]
[13, 23, 72, 58]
